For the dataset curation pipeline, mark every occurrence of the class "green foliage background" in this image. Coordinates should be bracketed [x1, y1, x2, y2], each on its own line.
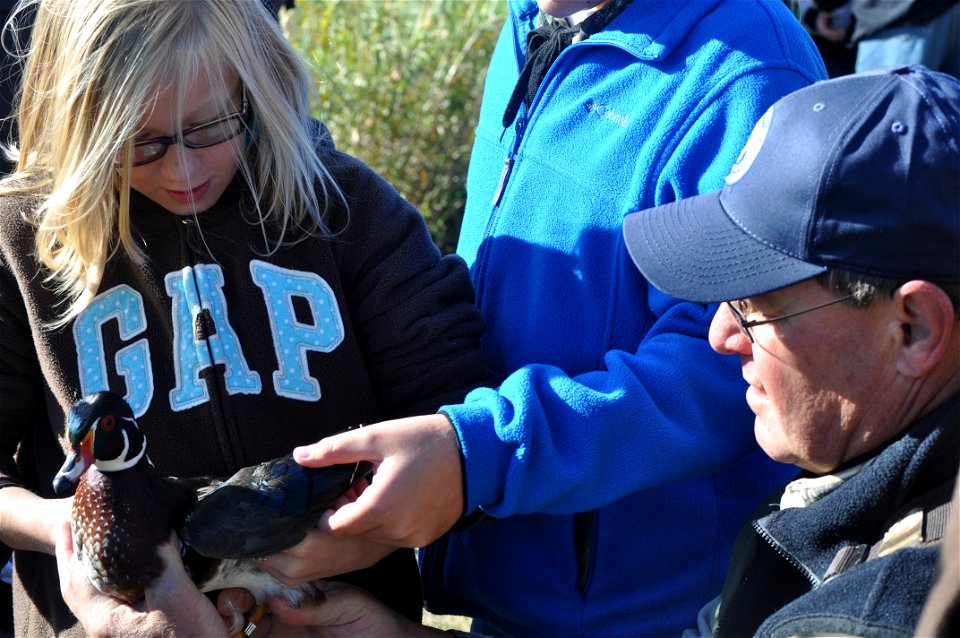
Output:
[282, 0, 507, 254]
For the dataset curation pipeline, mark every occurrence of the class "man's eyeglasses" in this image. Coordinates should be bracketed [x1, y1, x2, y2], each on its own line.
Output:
[124, 93, 249, 167]
[726, 294, 857, 343]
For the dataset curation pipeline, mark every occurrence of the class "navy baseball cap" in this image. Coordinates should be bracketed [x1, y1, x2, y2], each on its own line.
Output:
[622, 65, 960, 304]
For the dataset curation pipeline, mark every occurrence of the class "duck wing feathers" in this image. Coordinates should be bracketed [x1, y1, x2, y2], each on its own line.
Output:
[180, 455, 372, 558]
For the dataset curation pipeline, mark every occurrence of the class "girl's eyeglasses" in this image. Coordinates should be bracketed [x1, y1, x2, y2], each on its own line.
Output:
[123, 93, 248, 167]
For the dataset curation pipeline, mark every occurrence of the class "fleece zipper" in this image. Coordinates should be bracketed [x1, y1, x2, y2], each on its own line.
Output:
[713, 520, 817, 637]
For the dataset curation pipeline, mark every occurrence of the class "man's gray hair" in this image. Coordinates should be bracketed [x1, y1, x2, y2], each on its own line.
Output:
[817, 270, 960, 312]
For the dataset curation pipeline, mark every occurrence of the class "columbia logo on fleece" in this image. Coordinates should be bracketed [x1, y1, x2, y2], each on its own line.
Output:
[584, 99, 630, 127]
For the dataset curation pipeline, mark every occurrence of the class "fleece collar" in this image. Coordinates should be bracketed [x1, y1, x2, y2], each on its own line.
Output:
[758, 394, 960, 582]
[507, 0, 726, 61]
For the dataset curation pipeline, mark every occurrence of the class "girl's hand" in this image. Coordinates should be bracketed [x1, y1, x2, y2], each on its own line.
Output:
[55, 524, 228, 637]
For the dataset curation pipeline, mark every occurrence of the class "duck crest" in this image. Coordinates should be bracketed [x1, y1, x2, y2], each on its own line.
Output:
[54, 391, 372, 610]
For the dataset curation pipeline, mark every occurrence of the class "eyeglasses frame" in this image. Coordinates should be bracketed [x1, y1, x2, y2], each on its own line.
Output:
[126, 90, 249, 167]
[725, 293, 858, 343]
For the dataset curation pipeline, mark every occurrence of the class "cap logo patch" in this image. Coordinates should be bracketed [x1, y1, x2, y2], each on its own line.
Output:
[725, 106, 773, 186]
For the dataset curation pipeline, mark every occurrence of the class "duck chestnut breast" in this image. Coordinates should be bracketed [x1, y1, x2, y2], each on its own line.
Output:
[73, 463, 193, 603]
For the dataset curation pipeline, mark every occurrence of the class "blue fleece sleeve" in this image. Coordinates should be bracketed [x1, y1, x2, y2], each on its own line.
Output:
[443, 64, 824, 517]
[444, 292, 753, 516]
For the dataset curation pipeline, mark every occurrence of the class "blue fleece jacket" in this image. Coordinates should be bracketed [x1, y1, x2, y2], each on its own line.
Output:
[422, 1, 827, 636]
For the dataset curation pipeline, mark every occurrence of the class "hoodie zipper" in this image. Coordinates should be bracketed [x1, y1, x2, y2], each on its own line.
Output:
[178, 217, 244, 470]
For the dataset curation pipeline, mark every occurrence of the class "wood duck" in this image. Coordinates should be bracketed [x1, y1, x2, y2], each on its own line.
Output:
[53, 391, 371, 615]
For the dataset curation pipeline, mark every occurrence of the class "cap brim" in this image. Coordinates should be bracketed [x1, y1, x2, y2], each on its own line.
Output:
[623, 192, 827, 303]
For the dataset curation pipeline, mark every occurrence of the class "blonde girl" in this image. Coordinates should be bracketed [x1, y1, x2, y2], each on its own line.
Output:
[0, 0, 489, 635]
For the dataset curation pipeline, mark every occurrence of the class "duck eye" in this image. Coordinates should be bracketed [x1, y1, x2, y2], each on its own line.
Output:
[100, 415, 116, 432]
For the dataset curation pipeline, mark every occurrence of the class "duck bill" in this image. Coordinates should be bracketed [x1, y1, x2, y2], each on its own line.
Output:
[53, 432, 93, 495]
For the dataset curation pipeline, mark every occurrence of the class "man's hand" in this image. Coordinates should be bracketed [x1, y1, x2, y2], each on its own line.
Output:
[294, 413, 465, 547]
[55, 524, 227, 637]
[217, 581, 446, 638]
[268, 580, 446, 638]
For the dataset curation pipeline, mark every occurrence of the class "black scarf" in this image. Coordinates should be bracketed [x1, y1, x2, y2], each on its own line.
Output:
[502, 0, 634, 128]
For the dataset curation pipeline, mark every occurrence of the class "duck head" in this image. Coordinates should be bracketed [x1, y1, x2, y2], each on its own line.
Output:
[53, 391, 148, 495]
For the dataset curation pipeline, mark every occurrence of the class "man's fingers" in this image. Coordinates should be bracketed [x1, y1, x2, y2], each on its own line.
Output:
[325, 505, 422, 547]
[268, 582, 356, 627]
[216, 587, 256, 618]
[267, 593, 325, 627]
[269, 582, 441, 637]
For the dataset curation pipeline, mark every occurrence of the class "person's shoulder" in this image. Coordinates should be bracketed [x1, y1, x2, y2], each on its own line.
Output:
[611, 0, 823, 80]
[0, 187, 41, 235]
[704, 0, 805, 27]
[0, 190, 42, 271]
[307, 119, 412, 220]
[309, 119, 362, 178]
[506, 0, 538, 20]
[678, 0, 826, 84]
[652, 0, 811, 51]
[313, 135, 394, 201]
[756, 545, 940, 638]
[704, 0, 824, 53]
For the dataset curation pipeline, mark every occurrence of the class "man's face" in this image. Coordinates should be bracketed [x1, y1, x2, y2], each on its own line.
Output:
[708, 279, 899, 473]
[536, 0, 609, 18]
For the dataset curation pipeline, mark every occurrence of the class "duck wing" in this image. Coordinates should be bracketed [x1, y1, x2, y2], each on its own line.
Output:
[179, 455, 371, 558]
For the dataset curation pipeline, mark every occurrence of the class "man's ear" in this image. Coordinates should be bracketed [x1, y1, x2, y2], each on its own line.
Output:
[893, 281, 956, 378]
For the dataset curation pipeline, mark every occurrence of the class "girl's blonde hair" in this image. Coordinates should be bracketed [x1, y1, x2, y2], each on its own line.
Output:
[4, 0, 340, 326]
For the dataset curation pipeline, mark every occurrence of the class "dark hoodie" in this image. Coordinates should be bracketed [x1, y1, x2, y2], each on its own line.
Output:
[0, 128, 491, 636]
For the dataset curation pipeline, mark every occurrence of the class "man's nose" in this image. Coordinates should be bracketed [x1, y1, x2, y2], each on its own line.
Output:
[709, 304, 752, 356]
